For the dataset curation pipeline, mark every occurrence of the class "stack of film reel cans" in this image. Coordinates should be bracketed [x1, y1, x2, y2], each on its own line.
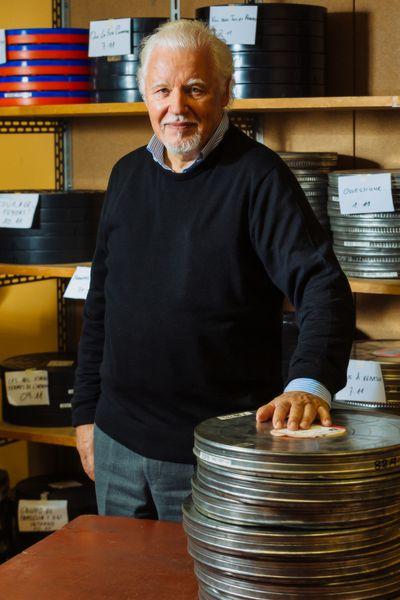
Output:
[0, 28, 90, 105]
[0, 190, 104, 264]
[196, 3, 326, 98]
[184, 410, 400, 599]
[278, 151, 338, 231]
[328, 170, 400, 278]
[90, 17, 167, 103]
[0, 352, 76, 427]
[335, 340, 400, 411]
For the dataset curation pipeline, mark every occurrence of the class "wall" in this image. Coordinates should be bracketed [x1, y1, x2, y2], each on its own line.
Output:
[0, 1, 58, 485]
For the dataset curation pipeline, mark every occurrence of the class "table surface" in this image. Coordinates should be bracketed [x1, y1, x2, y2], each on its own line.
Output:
[0, 515, 198, 600]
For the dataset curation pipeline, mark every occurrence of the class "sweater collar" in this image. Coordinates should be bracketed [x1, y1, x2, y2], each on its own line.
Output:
[146, 111, 229, 173]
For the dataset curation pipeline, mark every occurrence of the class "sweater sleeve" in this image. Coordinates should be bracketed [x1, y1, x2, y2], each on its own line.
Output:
[248, 160, 355, 395]
[71, 167, 116, 427]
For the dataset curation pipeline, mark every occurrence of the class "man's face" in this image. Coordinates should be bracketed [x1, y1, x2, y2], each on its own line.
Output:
[144, 46, 229, 156]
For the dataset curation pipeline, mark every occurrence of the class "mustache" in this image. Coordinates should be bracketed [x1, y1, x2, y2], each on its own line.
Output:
[161, 116, 197, 126]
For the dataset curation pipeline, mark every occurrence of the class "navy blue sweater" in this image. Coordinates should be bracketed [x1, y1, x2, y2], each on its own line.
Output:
[72, 125, 354, 463]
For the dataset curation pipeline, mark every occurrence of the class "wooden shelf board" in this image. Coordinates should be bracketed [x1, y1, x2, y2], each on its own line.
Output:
[348, 277, 400, 295]
[0, 96, 399, 118]
[0, 262, 90, 278]
[0, 420, 75, 447]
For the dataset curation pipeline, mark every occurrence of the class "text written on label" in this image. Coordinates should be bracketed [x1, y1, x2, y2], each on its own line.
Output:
[334, 359, 386, 404]
[64, 266, 91, 300]
[89, 19, 131, 57]
[0, 193, 39, 228]
[5, 370, 50, 406]
[209, 5, 258, 46]
[18, 500, 68, 532]
[338, 173, 394, 215]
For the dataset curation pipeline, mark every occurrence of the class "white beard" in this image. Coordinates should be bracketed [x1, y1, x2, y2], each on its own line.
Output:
[164, 131, 202, 156]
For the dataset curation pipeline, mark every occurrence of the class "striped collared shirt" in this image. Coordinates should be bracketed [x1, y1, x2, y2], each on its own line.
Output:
[146, 111, 230, 172]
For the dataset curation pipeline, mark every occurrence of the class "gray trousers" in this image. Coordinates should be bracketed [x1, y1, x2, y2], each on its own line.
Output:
[94, 424, 194, 522]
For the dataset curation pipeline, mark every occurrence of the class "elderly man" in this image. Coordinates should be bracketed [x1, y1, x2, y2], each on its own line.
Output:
[72, 20, 354, 521]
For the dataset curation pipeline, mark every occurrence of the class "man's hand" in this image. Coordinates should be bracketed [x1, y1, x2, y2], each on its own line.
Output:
[76, 424, 95, 481]
[256, 391, 331, 431]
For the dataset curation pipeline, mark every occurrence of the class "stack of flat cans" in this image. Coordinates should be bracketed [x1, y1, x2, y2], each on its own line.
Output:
[335, 340, 400, 410]
[0, 28, 90, 105]
[328, 170, 400, 278]
[90, 17, 167, 103]
[278, 151, 338, 230]
[185, 410, 400, 599]
[196, 3, 326, 98]
[0, 190, 103, 264]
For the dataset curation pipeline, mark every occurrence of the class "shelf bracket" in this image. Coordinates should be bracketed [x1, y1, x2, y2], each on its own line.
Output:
[0, 438, 18, 447]
[57, 278, 69, 353]
[0, 274, 53, 288]
[170, 0, 180, 21]
[229, 113, 264, 143]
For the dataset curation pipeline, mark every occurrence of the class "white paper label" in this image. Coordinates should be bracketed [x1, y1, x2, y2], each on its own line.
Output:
[338, 173, 394, 215]
[199, 450, 232, 467]
[334, 359, 386, 404]
[4, 92, 32, 98]
[63, 266, 91, 300]
[5, 370, 49, 406]
[18, 499, 68, 532]
[209, 5, 258, 45]
[0, 193, 39, 228]
[218, 411, 252, 420]
[344, 241, 370, 247]
[47, 360, 74, 367]
[0, 30, 6, 65]
[89, 19, 131, 57]
[49, 480, 82, 490]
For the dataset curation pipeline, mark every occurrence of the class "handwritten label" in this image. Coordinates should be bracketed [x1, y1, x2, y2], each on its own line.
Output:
[5, 370, 49, 406]
[334, 359, 386, 404]
[49, 481, 82, 490]
[338, 173, 394, 215]
[47, 360, 74, 367]
[209, 5, 258, 45]
[18, 500, 68, 532]
[199, 450, 232, 468]
[0, 193, 39, 228]
[218, 411, 252, 420]
[64, 266, 91, 300]
[0, 30, 6, 64]
[89, 18, 131, 57]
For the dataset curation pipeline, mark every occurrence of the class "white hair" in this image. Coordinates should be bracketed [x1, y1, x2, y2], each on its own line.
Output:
[137, 19, 234, 101]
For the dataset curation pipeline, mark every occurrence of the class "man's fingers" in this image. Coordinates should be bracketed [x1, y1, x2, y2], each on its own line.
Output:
[256, 402, 275, 423]
[272, 400, 291, 429]
[318, 402, 332, 426]
[287, 401, 308, 431]
[82, 452, 95, 481]
[299, 401, 318, 429]
[256, 393, 332, 431]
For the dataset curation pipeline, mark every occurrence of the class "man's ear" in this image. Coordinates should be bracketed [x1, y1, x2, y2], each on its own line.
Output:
[221, 78, 232, 107]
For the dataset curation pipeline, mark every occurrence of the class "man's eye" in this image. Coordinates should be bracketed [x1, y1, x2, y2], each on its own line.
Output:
[155, 88, 169, 96]
[191, 87, 204, 95]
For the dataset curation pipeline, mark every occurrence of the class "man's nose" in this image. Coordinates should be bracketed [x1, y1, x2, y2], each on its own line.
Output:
[169, 88, 187, 114]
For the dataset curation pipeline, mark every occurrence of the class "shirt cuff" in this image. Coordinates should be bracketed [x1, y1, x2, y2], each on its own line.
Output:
[284, 378, 332, 407]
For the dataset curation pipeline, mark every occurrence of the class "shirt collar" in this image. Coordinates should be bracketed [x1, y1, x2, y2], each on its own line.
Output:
[147, 111, 230, 173]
